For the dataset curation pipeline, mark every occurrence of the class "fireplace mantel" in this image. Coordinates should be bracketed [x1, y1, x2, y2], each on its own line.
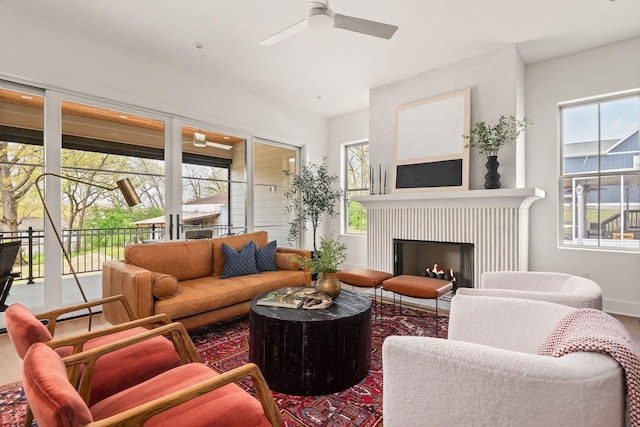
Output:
[353, 187, 545, 209]
[354, 187, 546, 286]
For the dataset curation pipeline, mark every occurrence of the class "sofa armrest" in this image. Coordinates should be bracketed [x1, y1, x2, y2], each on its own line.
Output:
[102, 261, 154, 325]
[448, 294, 575, 353]
[480, 271, 570, 291]
[276, 247, 311, 258]
[382, 336, 624, 427]
[276, 247, 311, 285]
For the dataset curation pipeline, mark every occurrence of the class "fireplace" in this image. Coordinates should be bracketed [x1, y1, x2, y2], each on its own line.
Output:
[353, 188, 545, 287]
[394, 239, 474, 290]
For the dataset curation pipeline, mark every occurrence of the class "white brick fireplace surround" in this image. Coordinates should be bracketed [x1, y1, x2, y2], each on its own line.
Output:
[354, 188, 545, 288]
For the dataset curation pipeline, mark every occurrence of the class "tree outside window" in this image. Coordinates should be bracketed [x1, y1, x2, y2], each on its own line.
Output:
[560, 93, 640, 250]
[345, 142, 369, 234]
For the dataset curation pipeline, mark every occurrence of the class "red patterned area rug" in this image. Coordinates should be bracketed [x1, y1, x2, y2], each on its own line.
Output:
[0, 299, 447, 427]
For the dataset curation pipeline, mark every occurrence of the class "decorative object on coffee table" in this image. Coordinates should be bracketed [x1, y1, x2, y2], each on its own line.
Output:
[294, 233, 347, 298]
[300, 291, 333, 309]
[249, 289, 371, 396]
[282, 158, 343, 252]
[255, 287, 306, 309]
[463, 115, 533, 189]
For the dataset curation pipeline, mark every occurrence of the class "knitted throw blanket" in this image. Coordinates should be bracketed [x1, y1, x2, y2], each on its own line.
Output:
[538, 309, 640, 427]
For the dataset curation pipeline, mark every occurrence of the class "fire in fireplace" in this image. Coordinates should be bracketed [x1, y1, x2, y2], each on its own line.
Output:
[393, 239, 474, 290]
[424, 263, 455, 282]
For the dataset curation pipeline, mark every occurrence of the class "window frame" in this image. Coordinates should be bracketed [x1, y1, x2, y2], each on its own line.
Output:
[558, 89, 640, 252]
[343, 141, 369, 235]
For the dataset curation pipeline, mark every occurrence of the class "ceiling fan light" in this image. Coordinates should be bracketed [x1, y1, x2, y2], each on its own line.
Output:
[193, 131, 207, 147]
[206, 141, 234, 150]
[307, 8, 334, 30]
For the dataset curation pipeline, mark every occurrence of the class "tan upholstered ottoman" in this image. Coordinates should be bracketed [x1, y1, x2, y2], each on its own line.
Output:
[336, 269, 394, 316]
[382, 275, 453, 337]
[336, 268, 393, 288]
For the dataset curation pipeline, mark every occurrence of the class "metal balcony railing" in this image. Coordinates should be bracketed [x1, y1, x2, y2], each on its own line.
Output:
[0, 226, 163, 284]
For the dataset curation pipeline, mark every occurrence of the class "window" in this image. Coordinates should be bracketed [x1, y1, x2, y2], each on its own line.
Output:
[344, 142, 369, 234]
[560, 91, 640, 250]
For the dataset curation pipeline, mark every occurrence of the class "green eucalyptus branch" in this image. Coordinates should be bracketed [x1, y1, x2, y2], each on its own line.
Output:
[463, 115, 533, 156]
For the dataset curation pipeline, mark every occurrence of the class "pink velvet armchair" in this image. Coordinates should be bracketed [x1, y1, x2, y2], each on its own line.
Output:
[22, 322, 282, 427]
[5, 296, 183, 406]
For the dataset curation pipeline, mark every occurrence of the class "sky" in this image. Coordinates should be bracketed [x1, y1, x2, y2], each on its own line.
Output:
[562, 95, 639, 144]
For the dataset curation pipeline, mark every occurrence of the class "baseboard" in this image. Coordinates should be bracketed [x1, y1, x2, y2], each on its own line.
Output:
[604, 298, 640, 318]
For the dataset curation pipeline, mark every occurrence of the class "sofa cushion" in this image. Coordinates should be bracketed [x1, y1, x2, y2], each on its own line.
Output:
[212, 231, 269, 275]
[220, 241, 259, 279]
[125, 239, 212, 281]
[275, 252, 300, 271]
[256, 240, 278, 272]
[89, 363, 271, 427]
[152, 272, 179, 299]
[155, 271, 307, 320]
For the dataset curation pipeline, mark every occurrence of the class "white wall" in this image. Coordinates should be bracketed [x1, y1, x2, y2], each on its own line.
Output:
[370, 45, 525, 191]
[527, 36, 640, 316]
[334, 39, 640, 317]
[0, 4, 327, 252]
[327, 109, 369, 268]
[332, 46, 527, 270]
[0, 4, 326, 162]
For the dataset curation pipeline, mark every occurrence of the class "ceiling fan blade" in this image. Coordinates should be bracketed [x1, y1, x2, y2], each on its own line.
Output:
[258, 19, 308, 46]
[333, 13, 397, 39]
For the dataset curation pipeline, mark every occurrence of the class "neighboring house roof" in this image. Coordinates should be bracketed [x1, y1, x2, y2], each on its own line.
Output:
[607, 128, 639, 154]
[134, 211, 220, 226]
[563, 139, 619, 157]
[564, 128, 639, 157]
[135, 193, 227, 225]
[185, 193, 228, 205]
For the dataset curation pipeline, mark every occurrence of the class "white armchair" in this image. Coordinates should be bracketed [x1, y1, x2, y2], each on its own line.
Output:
[382, 295, 625, 427]
[456, 271, 603, 309]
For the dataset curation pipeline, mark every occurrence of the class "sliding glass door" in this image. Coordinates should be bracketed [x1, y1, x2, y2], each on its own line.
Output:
[0, 80, 303, 331]
[179, 121, 248, 238]
[0, 83, 45, 324]
[252, 139, 299, 247]
[57, 96, 168, 307]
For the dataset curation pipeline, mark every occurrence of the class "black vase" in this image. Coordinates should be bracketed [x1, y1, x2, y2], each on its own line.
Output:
[484, 155, 501, 189]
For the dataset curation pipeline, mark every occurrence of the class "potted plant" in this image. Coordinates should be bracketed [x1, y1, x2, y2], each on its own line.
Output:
[463, 115, 533, 189]
[283, 158, 343, 252]
[295, 233, 347, 298]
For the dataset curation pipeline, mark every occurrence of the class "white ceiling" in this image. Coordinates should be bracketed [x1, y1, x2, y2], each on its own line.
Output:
[6, 0, 640, 117]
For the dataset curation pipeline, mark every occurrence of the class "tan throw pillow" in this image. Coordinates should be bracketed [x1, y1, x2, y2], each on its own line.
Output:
[152, 272, 179, 299]
[275, 252, 300, 271]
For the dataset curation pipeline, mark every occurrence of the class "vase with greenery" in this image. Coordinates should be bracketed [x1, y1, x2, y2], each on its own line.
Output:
[463, 115, 533, 189]
[295, 233, 347, 298]
[283, 158, 343, 252]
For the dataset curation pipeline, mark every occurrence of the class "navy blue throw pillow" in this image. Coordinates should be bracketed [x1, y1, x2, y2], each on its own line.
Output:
[256, 240, 278, 272]
[220, 241, 258, 279]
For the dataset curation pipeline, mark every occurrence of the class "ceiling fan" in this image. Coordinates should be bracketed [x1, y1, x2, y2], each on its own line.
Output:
[258, 0, 398, 46]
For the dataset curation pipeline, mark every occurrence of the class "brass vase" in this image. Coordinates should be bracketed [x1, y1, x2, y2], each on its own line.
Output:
[315, 272, 341, 298]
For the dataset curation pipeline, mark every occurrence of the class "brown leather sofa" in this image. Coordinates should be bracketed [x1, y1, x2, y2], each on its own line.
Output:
[102, 231, 310, 330]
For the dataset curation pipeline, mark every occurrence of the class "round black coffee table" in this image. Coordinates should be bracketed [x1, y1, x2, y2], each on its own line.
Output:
[248, 288, 372, 396]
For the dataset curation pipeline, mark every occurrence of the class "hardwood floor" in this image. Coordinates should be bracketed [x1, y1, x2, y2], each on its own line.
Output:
[1, 312, 639, 387]
[0, 314, 112, 386]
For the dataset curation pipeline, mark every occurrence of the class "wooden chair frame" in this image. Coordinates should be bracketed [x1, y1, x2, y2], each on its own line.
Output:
[35, 294, 138, 335]
[18, 295, 174, 427]
[57, 322, 282, 427]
